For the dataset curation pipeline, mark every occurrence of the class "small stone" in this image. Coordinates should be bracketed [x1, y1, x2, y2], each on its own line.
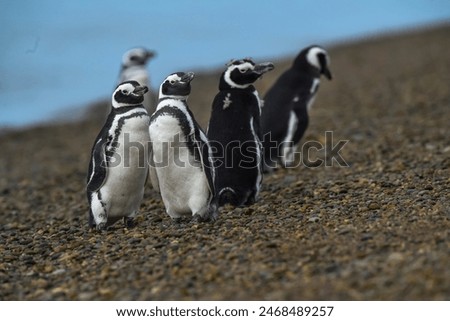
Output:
[361, 233, 373, 241]
[51, 287, 68, 295]
[368, 202, 380, 210]
[98, 288, 114, 299]
[78, 292, 96, 300]
[387, 252, 405, 263]
[43, 265, 54, 273]
[337, 225, 355, 235]
[52, 269, 66, 276]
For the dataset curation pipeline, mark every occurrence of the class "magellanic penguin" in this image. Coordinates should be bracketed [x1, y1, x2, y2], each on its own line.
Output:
[87, 81, 150, 230]
[261, 45, 332, 171]
[207, 58, 274, 207]
[149, 72, 218, 222]
[118, 47, 156, 113]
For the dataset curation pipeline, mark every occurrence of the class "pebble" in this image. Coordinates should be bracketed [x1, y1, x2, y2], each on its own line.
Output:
[337, 224, 355, 235]
[308, 215, 320, 223]
[368, 202, 380, 210]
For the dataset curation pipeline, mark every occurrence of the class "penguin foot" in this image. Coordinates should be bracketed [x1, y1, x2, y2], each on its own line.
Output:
[208, 203, 219, 222]
[95, 222, 107, 232]
[124, 217, 136, 228]
[192, 213, 213, 223]
[172, 217, 183, 224]
[192, 205, 219, 223]
[244, 195, 257, 206]
[88, 212, 96, 228]
[191, 214, 204, 223]
[207, 211, 219, 223]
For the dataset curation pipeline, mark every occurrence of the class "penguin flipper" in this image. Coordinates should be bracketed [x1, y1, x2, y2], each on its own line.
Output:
[290, 94, 310, 145]
[194, 126, 216, 198]
[87, 137, 108, 193]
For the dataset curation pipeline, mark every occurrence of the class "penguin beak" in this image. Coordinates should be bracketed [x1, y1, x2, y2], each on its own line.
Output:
[253, 62, 275, 75]
[133, 85, 149, 96]
[145, 50, 156, 60]
[181, 72, 195, 83]
[322, 66, 333, 80]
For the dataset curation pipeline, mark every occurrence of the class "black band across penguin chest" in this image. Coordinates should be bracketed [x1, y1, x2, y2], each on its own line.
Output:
[150, 105, 202, 164]
[105, 109, 149, 164]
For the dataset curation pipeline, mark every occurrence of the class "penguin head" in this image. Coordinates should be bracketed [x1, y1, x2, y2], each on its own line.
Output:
[221, 58, 275, 89]
[121, 47, 156, 67]
[295, 46, 332, 80]
[112, 80, 148, 108]
[159, 72, 195, 99]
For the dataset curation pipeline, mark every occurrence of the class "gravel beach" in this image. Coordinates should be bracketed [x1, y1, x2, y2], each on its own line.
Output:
[0, 25, 449, 300]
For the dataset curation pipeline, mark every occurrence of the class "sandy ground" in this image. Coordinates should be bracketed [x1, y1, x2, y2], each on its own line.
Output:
[0, 25, 449, 300]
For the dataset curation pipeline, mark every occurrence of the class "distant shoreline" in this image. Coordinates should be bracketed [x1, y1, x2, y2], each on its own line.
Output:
[1, 22, 449, 133]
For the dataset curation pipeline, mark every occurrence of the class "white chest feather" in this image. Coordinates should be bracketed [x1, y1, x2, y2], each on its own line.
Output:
[149, 107, 211, 218]
[120, 66, 149, 87]
[307, 78, 320, 112]
[223, 93, 232, 109]
[249, 117, 263, 194]
[252, 89, 263, 115]
[281, 111, 299, 166]
[101, 112, 150, 217]
[155, 99, 195, 135]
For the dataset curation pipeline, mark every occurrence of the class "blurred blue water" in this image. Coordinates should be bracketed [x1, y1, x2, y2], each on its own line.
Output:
[1, 0, 449, 127]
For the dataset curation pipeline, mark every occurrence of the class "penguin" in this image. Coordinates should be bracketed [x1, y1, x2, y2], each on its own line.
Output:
[207, 58, 274, 207]
[87, 80, 150, 230]
[261, 45, 332, 171]
[149, 72, 218, 222]
[118, 47, 156, 112]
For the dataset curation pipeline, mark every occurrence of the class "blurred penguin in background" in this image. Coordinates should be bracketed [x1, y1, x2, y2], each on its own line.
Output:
[261, 45, 332, 171]
[117, 47, 156, 113]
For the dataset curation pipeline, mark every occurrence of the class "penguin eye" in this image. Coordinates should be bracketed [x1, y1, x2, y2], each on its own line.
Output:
[170, 80, 176, 84]
[122, 90, 129, 95]
[239, 68, 248, 73]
